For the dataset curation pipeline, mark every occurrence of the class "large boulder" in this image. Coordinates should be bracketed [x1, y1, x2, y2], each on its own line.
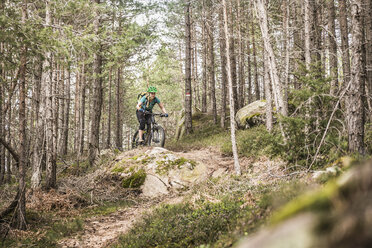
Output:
[235, 159, 372, 248]
[235, 100, 266, 129]
[107, 147, 208, 198]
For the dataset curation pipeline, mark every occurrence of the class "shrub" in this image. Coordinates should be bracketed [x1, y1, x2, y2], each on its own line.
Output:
[114, 200, 242, 248]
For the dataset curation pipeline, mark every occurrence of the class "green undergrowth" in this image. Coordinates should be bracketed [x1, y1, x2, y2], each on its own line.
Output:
[112, 175, 307, 248]
[1, 210, 84, 248]
[168, 112, 364, 169]
[168, 118, 280, 160]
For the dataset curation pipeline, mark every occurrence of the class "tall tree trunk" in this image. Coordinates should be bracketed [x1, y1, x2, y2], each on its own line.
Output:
[339, 0, 351, 88]
[206, 0, 217, 124]
[255, 0, 287, 117]
[237, 0, 245, 108]
[222, 0, 241, 176]
[327, 0, 338, 95]
[304, 0, 313, 69]
[106, 67, 112, 148]
[31, 56, 43, 189]
[201, 0, 207, 113]
[89, 0, 104, 165]
[292, 0, 304, 89]
[347, 0, 365, 154]
[282, 0, 289, 114]
[228, 1, 239, 112]
[16, 0, 27, 229]
[219, 5, 228, 129]
[251, 18, 259, 100]
[61, 65, 70, 155]
[58, 64, 65, 154]
[0, 44, 4, 185]
[45, 2, 56, 190]
[264, 50, 273, 131]
[192, 20, 200, 109]
[115, 66, 122, 150]
[246, 19, 252, 103]
[74, 65, 81, 153]
[185, 1, 193, 134]
[365, 0, 372, 115]
[80, 70, 86, 155]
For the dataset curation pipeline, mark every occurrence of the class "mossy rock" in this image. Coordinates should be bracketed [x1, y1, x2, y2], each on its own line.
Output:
[271, 181, 338, 224]
[156, 157, 196, 175]
[122, 169, 147, 188]
[235, 100, 266, 129]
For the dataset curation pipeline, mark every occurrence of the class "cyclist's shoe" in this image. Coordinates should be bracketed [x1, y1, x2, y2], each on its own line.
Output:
[138, 139, 144, 145]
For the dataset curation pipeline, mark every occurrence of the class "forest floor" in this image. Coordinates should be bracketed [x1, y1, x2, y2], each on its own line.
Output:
[56, 146, 303, 248]
[1, 142, 313, 248]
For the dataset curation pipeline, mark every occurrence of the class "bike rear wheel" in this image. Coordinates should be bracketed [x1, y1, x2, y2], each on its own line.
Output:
[149, 126, 165, 147]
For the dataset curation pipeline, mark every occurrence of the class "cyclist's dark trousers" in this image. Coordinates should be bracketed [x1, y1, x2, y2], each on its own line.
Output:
[136, 110, 151, 131]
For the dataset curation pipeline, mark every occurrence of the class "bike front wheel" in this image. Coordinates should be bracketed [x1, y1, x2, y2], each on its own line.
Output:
[150, 126, 166, 147]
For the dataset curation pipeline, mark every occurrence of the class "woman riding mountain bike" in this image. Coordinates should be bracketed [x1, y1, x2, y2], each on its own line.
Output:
[136, 86, 168, 145]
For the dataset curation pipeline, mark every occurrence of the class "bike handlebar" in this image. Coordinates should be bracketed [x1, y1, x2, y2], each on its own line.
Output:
[144, 111, 168, 117]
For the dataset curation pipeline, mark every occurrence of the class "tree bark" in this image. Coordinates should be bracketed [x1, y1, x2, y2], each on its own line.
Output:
[219, 5, 228, 129]
[246, 19, 252, 103]
[31, 55, 44, 189]
[347, 0, 365, 154]
[365, 0, 372, 115]
[255, 0, 287, 117]
[89, 0, 104, 165]
[201, 0, 207, 113]
[264, 50, 273, 132]
[339, 0, 351, 88]
[228, 1, 239, 112]
[45, 2, 56, 190]
[80, 69, 86, 155]
[327, 0, 338, 95]
[282, 0, 289, 114]
[106, 67, 112, 148]
[251, 17, 260, 100]
[206, 0, 217, 124]
[185, 1, 193, 134]
[222, 0, 241, 176]
[74, 65, 81, 153]
[16, 0, 27, 229]
[61, 65, 70, 155]
[237, 0, 245, 108]
[115, 66, 122, 150]
[304, 0, 313, 69]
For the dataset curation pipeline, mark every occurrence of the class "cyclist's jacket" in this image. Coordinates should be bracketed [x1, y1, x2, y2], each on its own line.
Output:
[139, 96, 161, 112]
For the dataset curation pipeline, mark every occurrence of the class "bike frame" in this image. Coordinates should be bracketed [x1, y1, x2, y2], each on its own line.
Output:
[143, 112, 162, 145]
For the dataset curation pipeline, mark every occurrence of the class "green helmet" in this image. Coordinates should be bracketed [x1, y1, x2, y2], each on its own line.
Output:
[147, 86, 157, 93]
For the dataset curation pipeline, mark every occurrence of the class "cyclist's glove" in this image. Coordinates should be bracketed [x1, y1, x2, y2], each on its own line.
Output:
[139, 109, 145, 113]
[162, 113, 169, 117]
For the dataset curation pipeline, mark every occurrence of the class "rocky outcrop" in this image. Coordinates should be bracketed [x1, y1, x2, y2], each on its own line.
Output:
[236, 159, 372, 248]
[235, 100, 267, 129]
[108, 147, 208, 198]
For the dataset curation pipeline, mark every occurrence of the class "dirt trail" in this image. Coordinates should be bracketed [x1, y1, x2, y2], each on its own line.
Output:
[58, 148, 284, 248]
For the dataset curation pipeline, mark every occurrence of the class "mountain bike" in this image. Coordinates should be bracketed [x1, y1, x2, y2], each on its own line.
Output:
[132, 111, 167, 148]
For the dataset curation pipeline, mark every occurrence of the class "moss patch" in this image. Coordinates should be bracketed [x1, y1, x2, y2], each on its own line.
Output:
[121, 169, 147, 188]
[155, 157, 196, 175]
